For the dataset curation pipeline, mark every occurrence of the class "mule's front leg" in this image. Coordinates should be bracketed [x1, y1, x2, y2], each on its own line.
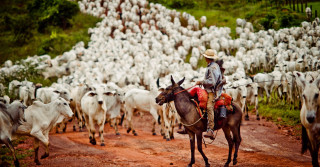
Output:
[187, 132, 195, 167]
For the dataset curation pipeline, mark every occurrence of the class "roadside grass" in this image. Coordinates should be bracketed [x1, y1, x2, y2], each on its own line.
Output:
[0, 137, 33, 167]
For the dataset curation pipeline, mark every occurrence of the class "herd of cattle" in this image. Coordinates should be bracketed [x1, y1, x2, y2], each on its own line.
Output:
[1, 0, 320, 166]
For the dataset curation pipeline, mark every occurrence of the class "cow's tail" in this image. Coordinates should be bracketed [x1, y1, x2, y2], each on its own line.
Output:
[301, 125, 309, 154]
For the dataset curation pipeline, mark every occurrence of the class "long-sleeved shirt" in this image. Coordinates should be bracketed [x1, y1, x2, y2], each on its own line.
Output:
[201, 61, 222, 97]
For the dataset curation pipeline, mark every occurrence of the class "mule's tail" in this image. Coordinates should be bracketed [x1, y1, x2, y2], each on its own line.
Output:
[301, 125, 309, 154]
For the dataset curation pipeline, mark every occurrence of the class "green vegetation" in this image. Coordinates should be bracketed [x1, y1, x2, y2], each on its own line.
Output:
[0, 0, 101, 95]
[0, 0, 102, 65]
[0, 137, 33, 167]
[149, 0, 320, 38]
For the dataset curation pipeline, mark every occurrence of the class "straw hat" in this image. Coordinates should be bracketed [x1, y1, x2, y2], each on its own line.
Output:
[202, 49, 217, 60]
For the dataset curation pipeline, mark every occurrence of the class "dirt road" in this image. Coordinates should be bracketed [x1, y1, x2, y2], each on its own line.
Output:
[19, 113, 312, 167]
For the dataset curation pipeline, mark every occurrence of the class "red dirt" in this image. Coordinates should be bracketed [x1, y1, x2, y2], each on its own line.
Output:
[18, 113, 313, 167]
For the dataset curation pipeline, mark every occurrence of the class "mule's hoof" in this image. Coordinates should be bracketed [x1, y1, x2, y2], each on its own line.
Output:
[34, 160, 41, 165]
[166, 138, 170, 141]
[116, 132, 120, 135]
[187, 164, 193, 167]
[233, 159, 238, 165]
[152, 132, 156, 136]
[40, 153, 49, 159]
[205, 163, 210, 167]
[101, 143, 105, 146]
[134, 133, 138, 136]
[224, 162, 230, 167]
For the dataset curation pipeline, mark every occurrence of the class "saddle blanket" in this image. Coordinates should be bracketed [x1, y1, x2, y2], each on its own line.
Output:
[188, 87, 208, 109]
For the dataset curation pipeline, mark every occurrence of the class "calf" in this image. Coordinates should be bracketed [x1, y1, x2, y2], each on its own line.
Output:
[0, 101, 26, 167]
[14, 98, 73, 165]
[19, 85, 35, 106]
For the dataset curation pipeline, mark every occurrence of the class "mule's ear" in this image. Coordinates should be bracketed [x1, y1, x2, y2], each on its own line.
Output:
[170, 75, 175, 85]
[177, 77, 185, 86]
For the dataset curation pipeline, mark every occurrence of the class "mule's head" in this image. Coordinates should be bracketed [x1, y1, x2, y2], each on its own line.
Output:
[155, 76, 185, 106]
[302, 77, 320, 124]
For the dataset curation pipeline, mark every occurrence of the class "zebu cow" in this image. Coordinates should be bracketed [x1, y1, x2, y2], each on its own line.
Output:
[160, 101, 178, 141]
[72, 84, 93, 131]
[0, 95, 10, 104]
[0, 101, 26, 167]
[36, 87, 72, 133]
[19, 85, 35, 106]
[300, 77, 320, 167]
[254, 73, 273, 103]
[225, 79, 247, 117]
[81, 85, 109, 146]
[245, 81, 260, 120]
[103, 89, 123, 135]
[124, 88, 161, 136]
[14, 98, 73, 165]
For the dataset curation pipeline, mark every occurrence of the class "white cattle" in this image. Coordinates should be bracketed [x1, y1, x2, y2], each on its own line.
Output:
[160, 101, 177, 141]
[244, 81, 260, 120]
[124, 88, 161, 136]
[81, 85, 108, 146]
[72, 84, 93, 131]
[254, 73, 274, 103]
[300, 77, 320, 167]
[14, 98, 73, 165]
[225, 79, 248, 117]
[103, 89, 123, 135]
[19, 85, 35, 106]
[0, 101, 26, 167]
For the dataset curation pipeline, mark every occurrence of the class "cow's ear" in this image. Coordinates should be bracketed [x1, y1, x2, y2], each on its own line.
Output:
[170, 75, 175, 85]
[158, 88, 164, 92]
[246, 84, 251, 87]
[89, 92, 97, 97]
[53, 90, 60, 94]
[177, 77, 185, 86]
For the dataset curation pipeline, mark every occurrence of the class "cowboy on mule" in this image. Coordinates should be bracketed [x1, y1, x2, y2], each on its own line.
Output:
[195, 49, 227, 139]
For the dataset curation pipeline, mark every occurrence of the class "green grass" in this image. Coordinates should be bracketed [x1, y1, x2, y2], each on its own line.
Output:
[152, 0, 319, 39]
[0, 137, 33, 167]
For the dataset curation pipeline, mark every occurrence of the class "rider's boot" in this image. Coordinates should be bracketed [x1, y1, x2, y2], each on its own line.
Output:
[203, 129, 215, 140]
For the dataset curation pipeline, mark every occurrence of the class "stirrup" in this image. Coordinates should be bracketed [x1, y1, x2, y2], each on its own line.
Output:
[203, 129, 215, 140]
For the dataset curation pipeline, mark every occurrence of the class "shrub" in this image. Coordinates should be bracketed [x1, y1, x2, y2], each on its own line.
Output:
[3, 14, 35, 45]
[167, 0, 197, 9]
[279, 14, 293, 28]
[28, 0, 79, 32]
[259, 13, 276, 30]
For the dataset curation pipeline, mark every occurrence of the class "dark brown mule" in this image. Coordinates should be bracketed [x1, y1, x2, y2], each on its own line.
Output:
[155, 76, 242, 167]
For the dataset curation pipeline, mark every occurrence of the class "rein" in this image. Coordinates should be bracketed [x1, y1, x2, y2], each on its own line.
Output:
[167, 101, 205, 127]
[174, 85, 197, 95]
